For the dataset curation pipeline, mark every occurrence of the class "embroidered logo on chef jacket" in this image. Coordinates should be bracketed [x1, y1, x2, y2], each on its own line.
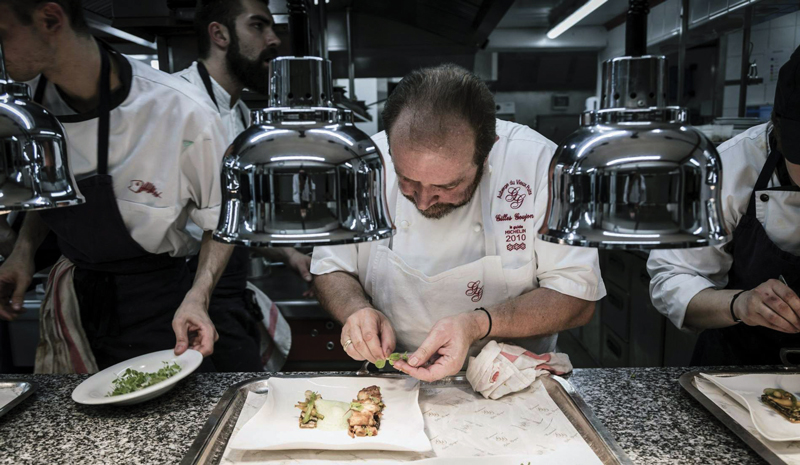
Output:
[504, 224, 528, 252]
[128, 180, 163, 198]
[497, 179, 533, 209]
[465, 280, 484, 302]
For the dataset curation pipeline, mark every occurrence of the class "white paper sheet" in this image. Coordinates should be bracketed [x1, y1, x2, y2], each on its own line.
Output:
[696, 376, 800, 464]
[221, 379, 604, 464]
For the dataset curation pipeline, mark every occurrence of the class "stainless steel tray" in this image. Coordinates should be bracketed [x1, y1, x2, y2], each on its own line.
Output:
[182, 373, 632, 465]
[679, 369, 798, 465]
[0, 380, 38, 419]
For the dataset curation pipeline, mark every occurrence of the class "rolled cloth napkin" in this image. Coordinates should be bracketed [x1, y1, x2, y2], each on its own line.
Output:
[466, 340, 573, 399]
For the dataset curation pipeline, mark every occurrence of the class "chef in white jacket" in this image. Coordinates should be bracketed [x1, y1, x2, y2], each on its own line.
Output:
[648, 46, 800, 366]
[311, 64, 606, 381]
[174, 0, 310, 371]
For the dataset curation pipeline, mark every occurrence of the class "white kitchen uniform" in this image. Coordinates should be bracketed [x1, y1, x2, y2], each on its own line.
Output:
[648, 123, 800, 330]
[174, 62, 250, 142]
[28, 54, 227, 257]
[311, 119, 606, 355]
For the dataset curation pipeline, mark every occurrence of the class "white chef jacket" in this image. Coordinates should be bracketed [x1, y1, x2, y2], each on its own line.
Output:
[27, 53, 228, 257]
[648, 123, 800, 330]
[174, 62, 251, 142]
[311, 119, 606, 348]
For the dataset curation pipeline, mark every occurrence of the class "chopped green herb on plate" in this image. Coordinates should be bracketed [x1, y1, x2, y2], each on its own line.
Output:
[107, 362, 182, 397]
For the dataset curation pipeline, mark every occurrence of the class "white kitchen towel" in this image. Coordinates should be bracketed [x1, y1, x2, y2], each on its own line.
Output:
[246, 282, 291, 371]
[35, 256, 99, 374]
[466, 340, 572, 399]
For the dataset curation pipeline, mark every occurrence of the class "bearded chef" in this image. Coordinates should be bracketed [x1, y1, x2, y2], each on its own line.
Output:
[648, 45, 800, 366]
[311, 64, 606, 382]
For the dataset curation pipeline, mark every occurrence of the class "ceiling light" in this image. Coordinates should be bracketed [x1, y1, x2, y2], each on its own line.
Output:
[547, 0, 608, 39]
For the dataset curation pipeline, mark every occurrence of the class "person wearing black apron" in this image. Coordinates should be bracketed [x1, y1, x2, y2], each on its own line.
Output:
[648, 46, 800, 366]
[175, 0, 314, 371]
[690, 131, 800, 365]
[187, 61, 263, 372]
[0, 4, 232, 372]
[29, 44, 229, 370]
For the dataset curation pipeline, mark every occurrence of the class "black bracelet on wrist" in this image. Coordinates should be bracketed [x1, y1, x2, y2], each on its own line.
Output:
[730, 290, 746, 323]
[474, 307, 492, 340]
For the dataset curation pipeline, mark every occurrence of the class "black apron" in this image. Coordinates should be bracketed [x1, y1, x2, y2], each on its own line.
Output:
[34, 46, 196, 370]
[691, 136, 800, 366]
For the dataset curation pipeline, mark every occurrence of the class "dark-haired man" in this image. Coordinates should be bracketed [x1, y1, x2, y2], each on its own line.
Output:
[648, 45, 800, 366]
[0, 0, 233, 372]
[175, 0, 311, 371]
[311, 64, 606, 382]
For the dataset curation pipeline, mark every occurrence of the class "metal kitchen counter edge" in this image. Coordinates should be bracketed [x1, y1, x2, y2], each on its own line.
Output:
[0, 367, 772, 464]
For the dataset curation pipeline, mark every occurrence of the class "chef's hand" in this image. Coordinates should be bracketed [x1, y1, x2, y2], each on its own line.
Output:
[341, 307, 395, 363]
[394, 312, 483, 382]
[0, 251, 34, 321]
[172, 295, 218, 357]
[284, 248, 314, 297]
[734, 279, 800, 333]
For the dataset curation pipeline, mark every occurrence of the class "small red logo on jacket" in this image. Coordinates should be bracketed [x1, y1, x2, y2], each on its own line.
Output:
[465, 280, 484, 303]
[128, 180, 162, 198]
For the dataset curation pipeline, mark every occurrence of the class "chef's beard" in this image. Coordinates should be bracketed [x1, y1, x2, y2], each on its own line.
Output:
[403, 162, 484, 220]
[226, 30, 277, 95]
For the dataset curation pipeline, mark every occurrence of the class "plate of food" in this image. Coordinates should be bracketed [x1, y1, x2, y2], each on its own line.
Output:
[71, 349, 203, 406]
[228, 376, 431, 451]
[699, 373, 800, 441]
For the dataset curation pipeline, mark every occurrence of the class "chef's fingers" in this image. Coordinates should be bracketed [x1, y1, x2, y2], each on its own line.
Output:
[772, 280, 800, 315]
[395, 357, 454, 382]
[0, 306, 18, 321]
[350, 323, 381, 363]
[753, 303, 797, 333]
[187, 320, 216, 356]
[763, 289, 800, 332]
[379, 317, 396, 359]
[173, 316, 190, 355]
[407, 331, 446, 367]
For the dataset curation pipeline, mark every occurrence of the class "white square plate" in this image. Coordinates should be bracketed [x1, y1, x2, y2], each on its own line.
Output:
[229, 376, 432, 452]
[700, 373, 800, 441]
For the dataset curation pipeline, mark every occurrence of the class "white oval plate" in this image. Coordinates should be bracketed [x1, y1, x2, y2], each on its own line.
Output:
[72, 349, 203, 406]
[700, 373, 800, 441]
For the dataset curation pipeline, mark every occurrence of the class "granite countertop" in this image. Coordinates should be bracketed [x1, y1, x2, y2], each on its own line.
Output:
[0, 367, 768, 464]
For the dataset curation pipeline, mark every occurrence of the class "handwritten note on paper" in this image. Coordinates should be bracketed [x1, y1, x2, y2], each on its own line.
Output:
[696, 377, 800, 465]
[221, 379, 603, 465]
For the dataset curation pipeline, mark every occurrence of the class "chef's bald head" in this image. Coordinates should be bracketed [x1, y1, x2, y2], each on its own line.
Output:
[382, 64, 497, 167]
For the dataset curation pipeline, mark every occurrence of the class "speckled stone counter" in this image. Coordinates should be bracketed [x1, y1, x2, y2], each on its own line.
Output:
[0, 368, 768, 464]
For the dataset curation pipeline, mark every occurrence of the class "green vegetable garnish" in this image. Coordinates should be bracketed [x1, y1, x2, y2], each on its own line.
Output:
[107, 362, 182, 397]
[372, 352, 409, 369]
[303, 391, 318, 424]
[350, 402, 363, 411]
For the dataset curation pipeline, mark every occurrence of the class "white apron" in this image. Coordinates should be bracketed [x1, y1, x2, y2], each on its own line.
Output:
[366, 168, 552, 358]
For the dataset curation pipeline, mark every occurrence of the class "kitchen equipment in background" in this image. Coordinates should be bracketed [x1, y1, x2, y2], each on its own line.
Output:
[495, 101, 516, 122]
[551, 94, 570, 111]
[0, 41, 83, 212]
[213, 56, 394, 247]
[538, 0, 729, 250]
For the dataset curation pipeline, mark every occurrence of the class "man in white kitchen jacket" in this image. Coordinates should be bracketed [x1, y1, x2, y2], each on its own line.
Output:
[648, 45, 800, 366]
[174, 0, 312, 371]
[0, 0, 233, 372]
[311, 64, 606, 382]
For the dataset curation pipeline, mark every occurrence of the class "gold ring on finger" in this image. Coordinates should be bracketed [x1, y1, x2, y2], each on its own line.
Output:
[343, 339, 353, 350]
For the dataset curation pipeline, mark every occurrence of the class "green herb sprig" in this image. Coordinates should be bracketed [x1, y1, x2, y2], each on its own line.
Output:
[373, 352, 409, 369]
[107, 362, 182, 397]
